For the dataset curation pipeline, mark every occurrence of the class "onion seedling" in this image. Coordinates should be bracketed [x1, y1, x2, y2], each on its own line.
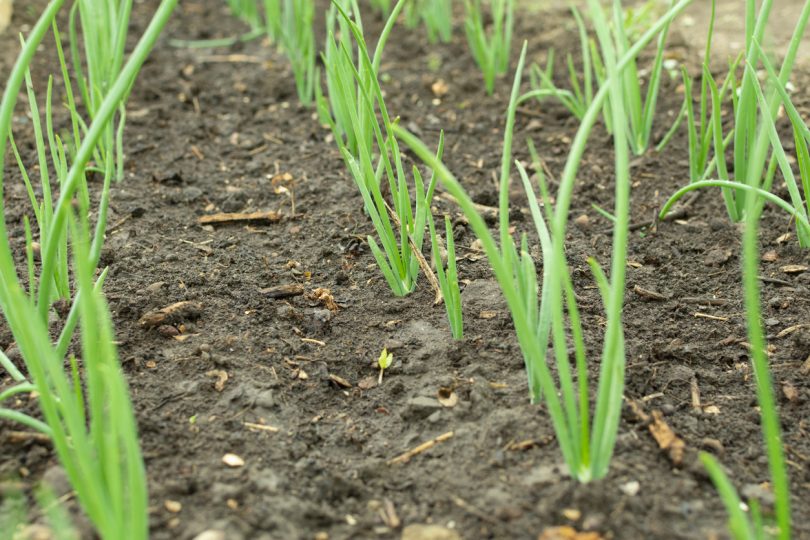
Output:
[697, 69, 791, 540]
[377, 348, 393, 384]
[397, 0, 694, 482]
[318, 0, 402, 156]
[0, 1, 178, 537]
[525, 7, 604, 127]
[278, 0, 316, 105]
[524, 0, 672, 155]
[662, 1, 810, 228]
[463, 0, 513, 95]
[69, 0, 134, 181]
[746, 49, 810, 247]
[657, 0, 739, 182]
[227, 0, 263, 29]
[405, 0, 453, 44]
[322, 1, 440, 297]
[369, 0, 391, 16]
[264, 0, 281, 43]
[428, 213, 463, 340]
[8, 26, 108, 306]
[719, 0, 810, 222]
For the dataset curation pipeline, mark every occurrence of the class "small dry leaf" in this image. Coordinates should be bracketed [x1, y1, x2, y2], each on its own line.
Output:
[538, 526, 603, 540]
[479, 310, 498, 319]
[205, 370, 228, 392]
[431, 79, 449, 97]
[226, 499, 239, 510]
[222, 453, 245, 468]
[782, 382, 799, 402]
[328, 373, 352, 388]
[271, 172, 294, 186]
[776, 233, 792, 244]
[164, 500, 182, 513]
[762, 250, 778, 262]
[781, 264, 808, 274]
[297, 369, 309, 380]
[437, 387, 458, 408]
[649, 410, 685, 466]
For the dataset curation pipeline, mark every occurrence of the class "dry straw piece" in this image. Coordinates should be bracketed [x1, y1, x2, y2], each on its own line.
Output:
[0, 0, 11, 33]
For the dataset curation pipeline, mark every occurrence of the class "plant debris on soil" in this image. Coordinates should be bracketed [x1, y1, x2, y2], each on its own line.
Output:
[1, 1, 809, 539]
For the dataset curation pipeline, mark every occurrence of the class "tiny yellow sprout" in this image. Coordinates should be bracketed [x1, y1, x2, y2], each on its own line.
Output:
[377, 348, 393, 384]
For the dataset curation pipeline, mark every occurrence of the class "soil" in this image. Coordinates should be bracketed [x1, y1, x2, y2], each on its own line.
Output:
[1, 1, 810, 539]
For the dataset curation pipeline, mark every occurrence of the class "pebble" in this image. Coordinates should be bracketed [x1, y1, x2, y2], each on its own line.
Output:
[192, 531, 226, 540]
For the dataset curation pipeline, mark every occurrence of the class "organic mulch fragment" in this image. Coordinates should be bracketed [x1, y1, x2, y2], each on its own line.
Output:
[401, 524, 460, 540]
[781, 264, 808, 274]
[782, 382, 799, 402]
[205, 370, 228, 392]
[328, 374, 352, 388]
[649, 410, 685, 466]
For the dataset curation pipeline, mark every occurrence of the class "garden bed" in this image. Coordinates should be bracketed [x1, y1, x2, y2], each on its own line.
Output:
[1, 1, 809, 539]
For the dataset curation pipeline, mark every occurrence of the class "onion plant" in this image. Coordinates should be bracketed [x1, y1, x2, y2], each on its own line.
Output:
[696, 67, 791, 540]
[757, 54, 810, 247]
[396, 0, 693, 482]
[369, 0, 391, 16]
[525, 7, 603, 126]
[264, 0, 281, 43]
[710, 0, 810, 223]
[69, 0, 134, 181]
[8, 26, 107, 306]
[227, 0, 263, 30]
[463, 0, 513, 95]
[321, 1, 439, 296]
[524, 0, 672, 155]
[319, 0, 363, 156]
[405, 0, 453, 44]
[0, 0, 178, 537]
[662, 2, 810, 240]
[318, 0, 403, 156]
[428, 208, 463, 339]
[656, 0, 739, 182]
[0, 485, 79, 539]
[278, 0, 316, 105]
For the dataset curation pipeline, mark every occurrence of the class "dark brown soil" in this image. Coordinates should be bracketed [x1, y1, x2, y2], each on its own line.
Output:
[1, 2, 809, 539]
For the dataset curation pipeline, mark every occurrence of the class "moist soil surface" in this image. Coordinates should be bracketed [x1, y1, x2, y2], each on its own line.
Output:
[1, 2, 810, 539]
